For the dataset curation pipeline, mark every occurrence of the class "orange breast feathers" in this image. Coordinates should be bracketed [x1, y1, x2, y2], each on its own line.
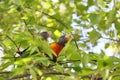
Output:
[50, 43, 64, 56]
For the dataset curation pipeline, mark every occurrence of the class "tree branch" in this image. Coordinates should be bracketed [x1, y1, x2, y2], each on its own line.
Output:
[43, 71, 70, 76]
[0, 71, 70, 79]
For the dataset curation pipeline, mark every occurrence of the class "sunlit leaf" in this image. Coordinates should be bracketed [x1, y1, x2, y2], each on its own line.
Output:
[34, 67, 43, 76]
[46, 77, 52, 80]
[54, 30, 62, 37]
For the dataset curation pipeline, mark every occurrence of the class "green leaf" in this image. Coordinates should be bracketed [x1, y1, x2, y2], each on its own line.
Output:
[14, 57, 32, 65]
[107, 9, 117, 22]
[89, 53, 101, 61]
[105, 0, 111, 4]
[89, 29, 101, 45]
[59, 39, 78, 59]
[89, 13, 101, 24]
[105, 43, 110, 48]
[98, 0, 106, 8]
[40, 41, 54, 59]
[97, 55, 115, 69]
[54, 65, 64, 71]
[41, 59, 50, 66]
[34, 67, 42, 76]
[0, 77, 4, 80]
[73, 66, 82, 72]
[70, 52, 80, 60]
[0, 62, 13, 70]
[82, 54, 89, 67]
[88, 0, 94, 6]
[115, 22, 120, 35]
[30, 68, 37, 80]
[10, 66, 25, 79]
[0, 0, 120, 79]
[76, 3, 87, 15]
[81, 68, 94, 76]
[34, 57, 50, 66]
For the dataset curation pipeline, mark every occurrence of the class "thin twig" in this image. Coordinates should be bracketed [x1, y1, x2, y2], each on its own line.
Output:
[17, 46, 29, 56]
[57, 59, 81, 64]
[70, 33, 79, 49]
[102, 37, 118, 42]
[40, 11, 69, 29]
[6, 35, 19, 50]
[27, 29, 35, 38]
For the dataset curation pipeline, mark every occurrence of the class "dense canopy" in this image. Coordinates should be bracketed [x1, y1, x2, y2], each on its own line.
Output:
[0, 0, 120, 80]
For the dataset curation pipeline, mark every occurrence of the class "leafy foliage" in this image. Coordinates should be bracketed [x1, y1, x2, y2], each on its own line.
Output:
[0, 0, 120, 80]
